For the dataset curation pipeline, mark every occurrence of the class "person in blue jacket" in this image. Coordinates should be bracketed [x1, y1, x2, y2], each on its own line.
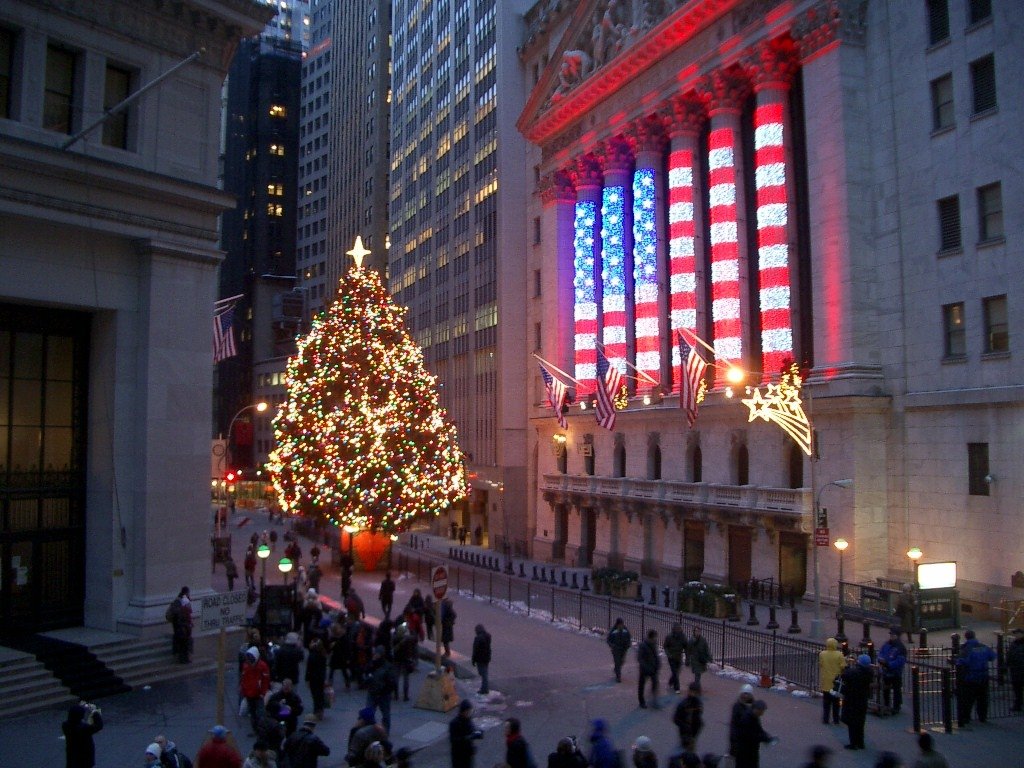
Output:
[876, 628, 907, 715]
[955, 629, 996, 726]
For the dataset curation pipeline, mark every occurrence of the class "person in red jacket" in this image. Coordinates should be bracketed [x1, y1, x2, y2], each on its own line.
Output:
[195, 725, 241, 768]
[239, 647, 270, 735]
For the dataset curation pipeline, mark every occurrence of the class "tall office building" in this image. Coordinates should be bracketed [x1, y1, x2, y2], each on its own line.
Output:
[389, 0, 532, 553]
[519, 0, 1023, 606]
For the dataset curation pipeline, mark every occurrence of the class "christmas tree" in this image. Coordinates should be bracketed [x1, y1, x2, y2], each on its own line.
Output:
[268, 237, 467, 534]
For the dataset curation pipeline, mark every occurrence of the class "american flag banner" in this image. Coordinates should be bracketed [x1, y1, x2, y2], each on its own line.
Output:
[539, 363, 568, 429]
[213, 301, 238, 363]
[595, 349, 622, 431]
[678, 332, 708, 428]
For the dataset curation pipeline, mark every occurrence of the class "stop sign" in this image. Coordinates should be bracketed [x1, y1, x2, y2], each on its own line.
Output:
[431, 566, 448, 600]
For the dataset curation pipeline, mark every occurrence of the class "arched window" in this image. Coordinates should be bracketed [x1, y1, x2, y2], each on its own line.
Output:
[788, 444, 803, 488]
[649, 444, 662, 480]
[613, 443, 626, 478]
[691, 446, 703, 482]
[737, 444, 749, 485]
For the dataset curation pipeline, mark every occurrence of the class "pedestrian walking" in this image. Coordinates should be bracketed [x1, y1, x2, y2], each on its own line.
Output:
[273, 632, 305, 685]
[819, 637, 845, 725]
[365, 646, 397, 734]
[346, 708, 390, 768]
[449, 700, 483, 768]
[606, 618, 632, 683]
[878, 628, 907, 715]
[225, 556, 239, 591]
[281, 717, 330, 768]
[63, 701, 103, 768]
[306, 638, 328, 719]
[195, 725, 242, 768]
[636, 629, 661, 709]
[673, 682, 703, 748]
[266, 679, 304, 737]
[801, 745, 832, 768]
[686, 626, 711, 691]
[1008, 627, 1024, 711]
[345, 589, 366, 619]
[840, 654, 873, 750]
[155, 733, 193, 768]
[504, 718, 537, 768]
[241, 740, 277, 768]
[328, 614, 351, 690]
[379, 572, 396, 619]
[240, 646, 271, 736]
[586, 719, 619, 768]
[955, 629, 996, 726]
[547, 737, 587, 768]
[440, 596, 457, 657]
[244, 548, 257, 589]
[631, 736, 656, 768]
[733, 700, 775, 768]
[299, 589, 324, 646]
[392, 620, 418, 701]
[307, 559, 322, 593]
[664, 623, 687, 693]
[728, 683, 755, 759]
[911, 732, 948, 768]
[146, 743, 163, 766]
[471, 623, 492, 695]
[423, 594, 436, 640]
[166, 587, 193, 663]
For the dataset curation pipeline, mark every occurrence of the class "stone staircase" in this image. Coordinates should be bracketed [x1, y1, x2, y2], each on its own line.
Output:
[89, 636, 217, 689]
[0, 652, 77, 718]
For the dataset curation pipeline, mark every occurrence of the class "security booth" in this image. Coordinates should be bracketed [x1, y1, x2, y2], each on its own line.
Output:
[914, 561, 961, 630]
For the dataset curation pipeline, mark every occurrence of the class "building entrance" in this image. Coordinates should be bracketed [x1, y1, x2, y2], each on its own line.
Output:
[0, 304, 89, 640]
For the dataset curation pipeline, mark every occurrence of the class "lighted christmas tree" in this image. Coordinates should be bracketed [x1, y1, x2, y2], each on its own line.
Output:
[268, 237, 467, 534]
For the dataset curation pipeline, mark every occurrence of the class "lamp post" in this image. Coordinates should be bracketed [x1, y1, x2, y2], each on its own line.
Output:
[278, 556, 293, 584]
[225, 401, 268, 482]
[811, 479, 853, 639]
[906, 546, 923, 582]
[257, 543, 270, 638]
[834, 537, 849, 610]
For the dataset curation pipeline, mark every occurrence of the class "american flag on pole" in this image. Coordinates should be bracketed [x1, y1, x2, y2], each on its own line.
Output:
[595, 349, 622, 431]
[678, 332, 708, 427]
[539, 363, 568, 429]
[213, 296, 240, 363]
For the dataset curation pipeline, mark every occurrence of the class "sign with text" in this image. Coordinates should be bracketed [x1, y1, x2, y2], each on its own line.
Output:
[198, 590, 248, 632]
[814, 527, 830, 546]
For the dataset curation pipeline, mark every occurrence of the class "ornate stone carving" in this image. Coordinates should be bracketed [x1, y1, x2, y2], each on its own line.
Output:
[662, 92, 709, 138]
[699, 68, 751, 114]
[731, 0, 786, 33]
[625, 115, 669, 156]
[570, 153, 605, 190]
[597, 136, 634, 173]
[793, 0, 868, 60]
[552, 49, 593, 103]
[541, 123, 583, 163]
[746, 36, 799, 91]
[538, 170, 576, 205]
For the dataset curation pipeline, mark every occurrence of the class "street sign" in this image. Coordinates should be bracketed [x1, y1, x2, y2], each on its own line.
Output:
[431, 565, 448, 600]
[814, 527, 830, 547]
[198, 589, 248, 632]
[816, 507, 828, 529]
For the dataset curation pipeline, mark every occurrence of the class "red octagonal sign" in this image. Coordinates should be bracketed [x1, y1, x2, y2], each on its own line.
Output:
[431, 566, 448, 600]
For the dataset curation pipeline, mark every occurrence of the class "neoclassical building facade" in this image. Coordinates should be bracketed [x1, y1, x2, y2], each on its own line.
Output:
[518, 0, 1022, 603]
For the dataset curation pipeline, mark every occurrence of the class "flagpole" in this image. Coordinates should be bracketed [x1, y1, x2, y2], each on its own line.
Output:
[532, 354, 584, 387]
[592, 340, 660, 387]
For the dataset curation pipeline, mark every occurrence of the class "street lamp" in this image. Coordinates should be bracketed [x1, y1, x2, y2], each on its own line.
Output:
[811, 478, 853, 639]
[278, 556, 293, 584]
[906, 546, 923, 582]
[225, 401, 269, 485]
[833, 538, 849, 584]
[257, 543, 270, 638]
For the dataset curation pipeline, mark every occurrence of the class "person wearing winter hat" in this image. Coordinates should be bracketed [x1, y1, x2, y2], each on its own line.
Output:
[242, 740, 276, 768]
[819, 638, 845, 725]
[631, 736, 657, 768]
[839, 652, 874, 749]
[274, 633, 305, 686]
[471, 624, 492, 695]
[728, 684, 755, 758]
[587, 718, 618, 768]
[145, 743, 162, 765]
[154, 733, 192, 768]
[240, 646, 271, 736]
[282, 716, 330, 768]
[347, 708, 390, 768]
[195, 725, 242, 768]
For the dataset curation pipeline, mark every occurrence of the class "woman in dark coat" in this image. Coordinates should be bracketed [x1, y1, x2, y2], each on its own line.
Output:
[63, 701, 103, 768]
[306, 637, 329, 718]
[840, 655, 874, 750]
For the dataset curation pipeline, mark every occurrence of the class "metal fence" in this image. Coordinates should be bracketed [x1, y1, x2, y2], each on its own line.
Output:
[393, 547, 823, 690]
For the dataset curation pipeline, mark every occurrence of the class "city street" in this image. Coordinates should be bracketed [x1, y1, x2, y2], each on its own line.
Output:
[3, 507, 1020, 768]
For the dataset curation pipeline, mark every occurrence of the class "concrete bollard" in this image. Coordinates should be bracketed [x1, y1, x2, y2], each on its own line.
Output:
[571, 573, 579, 589]
[649, 585, 657, 606]
[561, 571, 568, 587]
[747, 602, 760, 626]
[766, 605, 779, 630]
[582, 574, 591, 591]
[531, 565, 539, 581]
[787, 609, 801, 634]
[519, 562, 526, 578]
[549, 569, 557, 585]
[663, 587, 671, 608]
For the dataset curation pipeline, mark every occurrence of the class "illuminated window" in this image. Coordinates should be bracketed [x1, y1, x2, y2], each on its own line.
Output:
[268, 183, 284, 196]
[266, 203, 284, 217]
[943, 302, 966, 357]
[982, 295, 1008, 353]
[269, 104, 287, 117]
[930, 74, 954, 130]
[269, 144, 285, 156]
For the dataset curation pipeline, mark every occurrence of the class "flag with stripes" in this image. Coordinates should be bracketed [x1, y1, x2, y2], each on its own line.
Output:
[678, 332, 708, 427]
[539, 363, 568, 429]
[595, 349, 622, 431]
[213, 301, 238, 363]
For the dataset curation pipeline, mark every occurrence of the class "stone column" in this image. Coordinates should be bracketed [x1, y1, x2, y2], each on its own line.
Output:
[626, 116, 669, 394]
[663, 94, 709, 392]
[570, 154, 604, 392]
[597, 137, 635, 389]
[701, 69, 753, 384]
[539, 170, 579, 379]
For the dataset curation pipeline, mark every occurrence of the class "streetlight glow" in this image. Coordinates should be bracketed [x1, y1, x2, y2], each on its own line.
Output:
[278, 557, 293, 573]
[256, 543, 270, 559]
[907, 546, 923, 561]
[726, 365, 745, 384]
[833, 538, 849, 552]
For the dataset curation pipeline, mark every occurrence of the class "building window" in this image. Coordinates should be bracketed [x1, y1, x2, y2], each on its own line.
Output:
[970, 54, 996, 114]
[269, 104, 286, 117]
[927, 0, 950, 44]
[268, 183, 284, 196]
[44, 45, 77, 134]
[982, 295, 1008, 353]
[533, 269, 541, 297]
[690, 445, 702, 482]
[533, 216, 541, 245]
[968, 0, 991, 25]
[943, 302, 966, 357]
[613, 443, 625, 478]
[930, 74, 954, 130]
[977, 182, 1003, 242]
[736, 444, 749, 485]
[937, 195, 961, 252]
[266, 203, 283, 217]
[0, 27, 14, 120]
[788, 444, 804, 489]
[534, 322, 541, 351]
[102, 64, 132, 149]
[269, 144, 285, 156]
[648, 444, 662, 481]
[967, 442, 989, 496]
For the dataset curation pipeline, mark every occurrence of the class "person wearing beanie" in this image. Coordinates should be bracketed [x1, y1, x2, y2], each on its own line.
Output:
[449, 700, 483, 768]
[240, 647, 271, 736]
[631, 735, 657, 768]
[471, 624, 493, 695]
[728, 684, 755, 758]
[548, 736, 587, 768]
[878, 628, 908, 715]
[154, 734, 191, 768]
[955, 628, 996, 726]
[839, 652, 873, 749]
[587, 719, 618, 768]
[196, 726, 242, 768]
[266, 678, 304, 737]
[733, 700, 776, 768]
[282, 717, 330, 768]
[242, 740, 277, 768]
[819, 638, 846, 725]
[347, 708, 390, 768]
[274, 633, 305, 686]
[145, 743, 162, 765]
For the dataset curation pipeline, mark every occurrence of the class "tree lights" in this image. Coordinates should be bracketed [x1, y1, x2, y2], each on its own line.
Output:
[267, 241, 467, 534]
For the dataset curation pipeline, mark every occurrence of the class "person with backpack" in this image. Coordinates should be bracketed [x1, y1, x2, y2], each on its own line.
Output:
[155, 734, 192, 768]
[955, 629, 996, 726]
[281, 717, 330, 768]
